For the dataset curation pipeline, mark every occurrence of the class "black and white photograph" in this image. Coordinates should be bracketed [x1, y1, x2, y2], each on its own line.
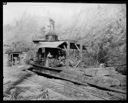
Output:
[3, 2, 126, 100]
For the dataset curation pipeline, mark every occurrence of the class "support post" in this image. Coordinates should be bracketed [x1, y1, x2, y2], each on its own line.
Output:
[66, 41, 70, 68]
[12, 54, 13, 65]
[75, 43, 80, 52]
[74, 42, 83, 68]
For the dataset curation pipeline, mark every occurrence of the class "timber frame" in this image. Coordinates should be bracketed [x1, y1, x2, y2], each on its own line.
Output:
[64, 40, 83, 68]
[33, 38, 86, 68]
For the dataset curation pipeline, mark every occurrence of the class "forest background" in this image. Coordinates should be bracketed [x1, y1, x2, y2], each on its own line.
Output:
[3, 3, 126, 75]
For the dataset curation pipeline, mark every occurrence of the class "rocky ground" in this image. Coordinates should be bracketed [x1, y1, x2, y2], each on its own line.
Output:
[3, 65, 70, 100]
[3, 58, 126, 100]
[3, 65, 102, 100]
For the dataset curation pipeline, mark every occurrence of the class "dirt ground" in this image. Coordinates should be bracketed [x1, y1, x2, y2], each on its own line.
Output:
[3, 56, 126, 100]
[3, 64, 104, 100]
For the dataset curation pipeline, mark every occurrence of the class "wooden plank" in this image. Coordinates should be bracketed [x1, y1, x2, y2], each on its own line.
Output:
[66, 41, 70, 67]
[30, 62, 62, 72]
[30, 63, 126, 94]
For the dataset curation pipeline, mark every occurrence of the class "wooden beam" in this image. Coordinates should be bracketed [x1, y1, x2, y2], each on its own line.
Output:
[12, 54, 13, 65]
[64, 41, 70, 67]
[75, 43, 80, 52]
[63, 46, 67, 53]
[80, 41, 83, 62]
[75, 60, 81, 68]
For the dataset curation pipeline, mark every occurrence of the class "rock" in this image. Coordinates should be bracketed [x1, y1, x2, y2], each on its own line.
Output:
[96, 69, 110, 76]
[83, 67, 118, 77]
[105, 67, 115, 71]
[83, 68, 110, 77]
[94, 76, 121, 87]
[99, 63, 105, 68]
[83, 68, 98, 77]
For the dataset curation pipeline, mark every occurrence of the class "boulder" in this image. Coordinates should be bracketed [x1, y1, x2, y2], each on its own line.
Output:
[84, 68, 110, 77]
[94, 76, 121, 87]
[96, 69, 110, 76]
[83, 68, 98, 77]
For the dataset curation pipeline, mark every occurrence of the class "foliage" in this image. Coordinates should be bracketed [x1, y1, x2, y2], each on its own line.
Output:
[3, 4, 126, 74]
[82, 18, 126, 75]
[5, 41, 33, 53]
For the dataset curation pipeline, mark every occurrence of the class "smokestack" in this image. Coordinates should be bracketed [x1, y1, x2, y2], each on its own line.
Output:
[44, 18, 58, 42]
[49, 18, 55, 33]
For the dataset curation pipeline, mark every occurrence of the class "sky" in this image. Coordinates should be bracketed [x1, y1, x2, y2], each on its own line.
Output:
[3, 3, 106, 25]
[3, 3, 126, 31]
[3, 3, 126, 43]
